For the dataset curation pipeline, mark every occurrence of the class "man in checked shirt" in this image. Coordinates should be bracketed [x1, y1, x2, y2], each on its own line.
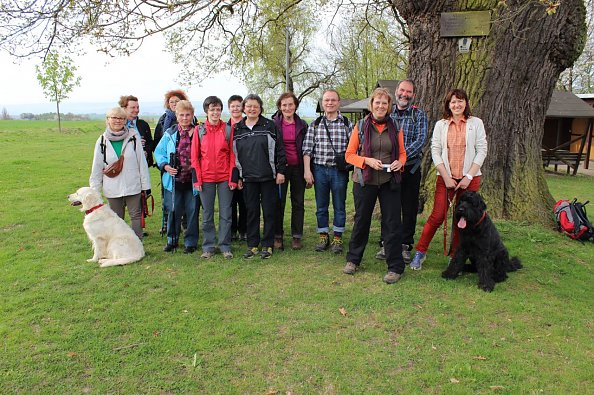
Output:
[375, 79, 428, 264]
[303, 89, 353, 254]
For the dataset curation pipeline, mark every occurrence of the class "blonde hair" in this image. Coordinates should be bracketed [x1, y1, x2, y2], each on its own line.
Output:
[367, 88, 393, 112]
[105, 107, 127, 127]
[175, 100, 194, 116]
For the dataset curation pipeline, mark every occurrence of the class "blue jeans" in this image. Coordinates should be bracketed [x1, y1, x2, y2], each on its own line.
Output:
[163, 184, 200, 247]
[313, 165, 348, 234]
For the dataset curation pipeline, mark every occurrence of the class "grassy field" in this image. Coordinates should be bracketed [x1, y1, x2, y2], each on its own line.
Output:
[1, 120, 593, 394]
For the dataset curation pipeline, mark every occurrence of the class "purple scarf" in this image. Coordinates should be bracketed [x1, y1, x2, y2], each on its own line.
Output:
[177, 125, 193, 183]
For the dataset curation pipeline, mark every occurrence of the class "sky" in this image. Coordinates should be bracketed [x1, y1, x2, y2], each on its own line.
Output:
[0, 34, 248, 115]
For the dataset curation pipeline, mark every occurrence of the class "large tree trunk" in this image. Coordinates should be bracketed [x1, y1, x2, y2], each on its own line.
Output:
[393, 0, 586, 223]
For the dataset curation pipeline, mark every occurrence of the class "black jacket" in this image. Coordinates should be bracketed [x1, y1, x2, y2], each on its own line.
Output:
[271, 111, 308, 166]
[153, 113, 167, 152]
[135, 118, 154, 167]
[233, 115, 287, 182]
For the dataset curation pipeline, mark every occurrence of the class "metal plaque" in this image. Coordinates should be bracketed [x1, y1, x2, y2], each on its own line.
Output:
[440, 11, 491, 37]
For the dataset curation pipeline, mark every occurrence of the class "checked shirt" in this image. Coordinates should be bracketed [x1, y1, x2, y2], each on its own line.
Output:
[302, 112, 353, 167]
[390, 105, 428, 166]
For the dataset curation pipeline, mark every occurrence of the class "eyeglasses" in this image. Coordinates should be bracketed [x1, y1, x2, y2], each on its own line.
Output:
[108, 117, 125, 121]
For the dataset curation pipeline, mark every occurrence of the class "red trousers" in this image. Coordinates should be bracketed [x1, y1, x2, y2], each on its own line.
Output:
[415, 175, 481, 256]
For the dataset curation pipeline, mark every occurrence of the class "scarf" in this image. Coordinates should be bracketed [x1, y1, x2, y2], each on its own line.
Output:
[163, 109, 177, 131]
[176, 125, 193, 183]
[126, 118, 137, 130]
[103, 127, 130, 142]
[361, 114, 401, 184]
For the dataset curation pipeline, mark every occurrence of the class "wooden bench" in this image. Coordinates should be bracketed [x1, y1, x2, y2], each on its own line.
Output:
[542, 132, 588, 175]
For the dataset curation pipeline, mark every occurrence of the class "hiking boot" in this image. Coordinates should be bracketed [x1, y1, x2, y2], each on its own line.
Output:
[274, 237, 284, 251]
[343, 261, 358, 275]
[163, 243, 177, 252]
[239, 233, 247, 241]
[383, 271, 401, 284]
[260, 247, 273, 259]
[410, 251, 426, 270]
[201, 251, 215, 259]
[243, 247, 259, 259]
[402, 244, 412, 264]
[291, 237, 302, 250]
[183, 246, 197, 254]
[315, 233, 330, 252]
[223, 251, 234, 259]
[375, 246, 386, 260]
[231, 232, 239, 241]
[330, 236, 343, 254]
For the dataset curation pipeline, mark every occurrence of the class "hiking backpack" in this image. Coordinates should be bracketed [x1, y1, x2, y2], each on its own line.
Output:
[197, 122, 232, 143]
[554, 199, 594, 242]
[100, 135, 136, 165]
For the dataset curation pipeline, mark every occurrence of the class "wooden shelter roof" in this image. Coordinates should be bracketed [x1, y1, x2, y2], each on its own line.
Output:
[546, 91, 594, 118]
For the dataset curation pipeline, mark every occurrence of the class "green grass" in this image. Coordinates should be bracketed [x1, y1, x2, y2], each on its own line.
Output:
[1, 120, 593, 393]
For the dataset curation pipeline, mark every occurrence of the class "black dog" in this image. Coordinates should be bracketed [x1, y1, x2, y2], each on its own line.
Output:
[442, 191, 522, 292]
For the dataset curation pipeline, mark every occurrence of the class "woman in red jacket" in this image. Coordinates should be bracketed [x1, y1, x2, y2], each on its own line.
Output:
[191, 96, 238, 259]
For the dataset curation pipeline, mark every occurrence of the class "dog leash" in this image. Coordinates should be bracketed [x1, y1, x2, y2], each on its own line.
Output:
[140, 192, 155, 228]
[443, 189, 456, 256]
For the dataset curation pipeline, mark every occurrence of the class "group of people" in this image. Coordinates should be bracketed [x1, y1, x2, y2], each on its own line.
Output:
[89, 80, 487, 284]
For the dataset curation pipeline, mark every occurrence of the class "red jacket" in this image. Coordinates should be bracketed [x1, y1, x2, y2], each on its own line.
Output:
[191, 120, 237, 188]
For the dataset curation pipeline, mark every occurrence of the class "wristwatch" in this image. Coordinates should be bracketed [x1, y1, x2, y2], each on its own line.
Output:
[466, 174, 473, 181]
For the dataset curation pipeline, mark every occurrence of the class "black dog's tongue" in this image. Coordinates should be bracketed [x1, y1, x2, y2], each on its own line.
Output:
[458, 217, 467, 229]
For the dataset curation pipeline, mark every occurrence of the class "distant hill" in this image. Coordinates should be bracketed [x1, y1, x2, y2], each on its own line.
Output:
[1, 99, 318, 119]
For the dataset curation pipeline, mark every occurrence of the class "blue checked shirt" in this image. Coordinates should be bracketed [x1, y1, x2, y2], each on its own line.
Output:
[302, 112, 353, 167]
[390, 105, 428, 169]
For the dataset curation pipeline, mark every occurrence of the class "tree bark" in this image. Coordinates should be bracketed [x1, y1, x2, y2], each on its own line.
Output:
[392, 0, 586, 223]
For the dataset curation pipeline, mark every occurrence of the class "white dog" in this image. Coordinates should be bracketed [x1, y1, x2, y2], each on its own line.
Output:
[68, 187, 145, 267]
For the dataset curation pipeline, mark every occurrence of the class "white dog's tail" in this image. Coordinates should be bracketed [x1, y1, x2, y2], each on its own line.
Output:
[99, 256, 144, 267]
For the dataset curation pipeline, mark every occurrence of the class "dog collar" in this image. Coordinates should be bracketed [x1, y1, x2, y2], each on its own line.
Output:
[475, 211, 487, 227]
[85, 204, 104, 215]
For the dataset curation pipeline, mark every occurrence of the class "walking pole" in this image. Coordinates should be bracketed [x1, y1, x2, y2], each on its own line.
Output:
[170, 168, 178, 250]
[160, 182, 167, 236]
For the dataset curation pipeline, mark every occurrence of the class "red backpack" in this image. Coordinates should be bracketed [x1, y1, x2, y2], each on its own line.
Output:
[554, 199, 594, 242]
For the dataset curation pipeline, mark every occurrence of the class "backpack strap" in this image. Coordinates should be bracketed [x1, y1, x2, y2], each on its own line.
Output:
[225, 124, 232, 143]
[100, 135, 107, 165]
[357, 119, 365, 154]
[101, 134, 134, 165]
[197, 122, 232, 144]
[129, 135, 136, 152]
[197, 123, 207, 140]
[410, 106, 417, 124]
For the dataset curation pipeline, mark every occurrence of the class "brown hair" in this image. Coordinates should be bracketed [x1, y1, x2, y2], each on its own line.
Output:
[242, 94, 264, 114]
[203, 96, 223, 113]
[443, 88, 471, 119]
[164, 89, 189, 109]
[367, 88, 393, 112]
[228, 95, 243, 106]
[276, 92, 299, 110]
[118, 95, 138, 108]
